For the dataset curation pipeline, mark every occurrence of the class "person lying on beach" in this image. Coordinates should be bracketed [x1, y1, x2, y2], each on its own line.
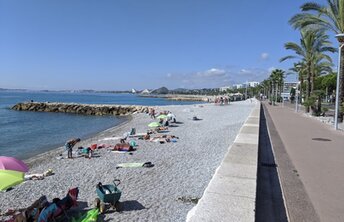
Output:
[156, 126, 168, 131]
[138, 132, 155, 140]
[112, 143, 134, 151]
[24, 169, 54, 181]
[149, 135, 179, 143]
[151, 134, 179, 140]
[64, 138, 81, 159]
[2, 196, 49, 222]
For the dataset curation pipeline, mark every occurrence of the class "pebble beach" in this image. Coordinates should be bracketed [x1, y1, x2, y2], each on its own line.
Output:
[0, 100, 256, 222]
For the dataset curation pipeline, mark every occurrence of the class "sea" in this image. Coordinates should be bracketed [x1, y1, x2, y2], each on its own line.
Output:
[0, 91, 201, 159]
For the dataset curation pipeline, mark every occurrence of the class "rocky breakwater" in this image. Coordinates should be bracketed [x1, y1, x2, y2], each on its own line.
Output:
[12, 102, 150, 116]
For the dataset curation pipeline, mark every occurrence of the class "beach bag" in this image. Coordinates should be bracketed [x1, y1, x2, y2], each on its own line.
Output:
[130, 128, 136, 135]
[129, 140, 137, 147]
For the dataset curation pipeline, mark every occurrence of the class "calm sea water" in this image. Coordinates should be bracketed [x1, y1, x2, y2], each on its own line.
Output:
[0, 91, 201, 159]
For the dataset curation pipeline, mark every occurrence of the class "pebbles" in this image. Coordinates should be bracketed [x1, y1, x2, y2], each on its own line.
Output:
[0, 101, 255, 221]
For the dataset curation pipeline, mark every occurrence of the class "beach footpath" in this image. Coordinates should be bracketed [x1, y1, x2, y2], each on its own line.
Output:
[1, 100, 256, 221]
[263, 102, 344, 222]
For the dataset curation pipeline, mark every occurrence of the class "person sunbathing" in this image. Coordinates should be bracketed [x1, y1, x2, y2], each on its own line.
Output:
[156, 126, 168, 132]
[151, 134, 179, 139]
[149, 135, 179, 143]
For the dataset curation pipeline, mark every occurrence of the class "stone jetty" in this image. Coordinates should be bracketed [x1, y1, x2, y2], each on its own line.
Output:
[12, 102, 150, 116]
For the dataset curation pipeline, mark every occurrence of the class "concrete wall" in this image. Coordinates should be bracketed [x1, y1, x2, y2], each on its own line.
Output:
[186, 101, 260, 222]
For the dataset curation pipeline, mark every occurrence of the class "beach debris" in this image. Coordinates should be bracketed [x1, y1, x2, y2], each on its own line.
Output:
[116, 162, 154, 169]
[177, 196, 200, 204]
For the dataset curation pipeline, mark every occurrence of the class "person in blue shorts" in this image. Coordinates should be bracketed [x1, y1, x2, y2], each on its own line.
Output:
[65, 138, 80, 159]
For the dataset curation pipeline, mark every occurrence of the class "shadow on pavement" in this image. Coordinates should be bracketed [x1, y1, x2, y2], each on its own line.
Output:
[255, 105, 288, 222]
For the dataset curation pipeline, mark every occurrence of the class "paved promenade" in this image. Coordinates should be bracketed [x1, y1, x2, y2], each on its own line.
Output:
[263, 102, 344, 222]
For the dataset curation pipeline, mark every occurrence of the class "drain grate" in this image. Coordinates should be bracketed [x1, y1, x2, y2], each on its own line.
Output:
[261, 162, 277, 168]
[312, 138, 331, 141]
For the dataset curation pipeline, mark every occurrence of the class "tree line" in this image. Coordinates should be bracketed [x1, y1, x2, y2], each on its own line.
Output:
[258, 0, 344, 119]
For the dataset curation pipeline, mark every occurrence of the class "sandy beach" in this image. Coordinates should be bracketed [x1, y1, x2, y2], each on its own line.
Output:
[0, 100, 255, 222]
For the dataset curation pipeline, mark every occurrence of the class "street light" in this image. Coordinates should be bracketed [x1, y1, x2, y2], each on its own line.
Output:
[334, 33, 344, 130]
[295, 82, 300, 113]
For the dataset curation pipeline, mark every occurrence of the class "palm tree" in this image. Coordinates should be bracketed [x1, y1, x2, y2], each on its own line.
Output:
[269, 69, 285, 104]
[289, 0, 344, 120]
[280, 29, 335, 111]
[288, 62, 306, 104]
[260, 79, 271, 99]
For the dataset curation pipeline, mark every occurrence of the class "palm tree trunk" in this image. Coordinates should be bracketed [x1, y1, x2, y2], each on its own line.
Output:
[339, 46, 344, 122]
[311, 72, 314, 94]
[306, 72, 311, 113]
[276, 83, 278, 104]
[300, 77, 303, 105]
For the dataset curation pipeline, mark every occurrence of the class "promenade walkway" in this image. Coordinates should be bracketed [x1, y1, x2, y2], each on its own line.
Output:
[263, 102, 344, 222]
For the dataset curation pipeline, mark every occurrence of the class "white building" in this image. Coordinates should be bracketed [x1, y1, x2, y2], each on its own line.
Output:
[232, 84, 244, 89]
[219, 86, 232, 92]
[248, 82, 259, 87]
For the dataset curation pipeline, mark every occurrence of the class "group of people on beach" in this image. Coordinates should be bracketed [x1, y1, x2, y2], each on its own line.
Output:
[62, 108, 178, 159]
[214, 96, 230, 105]
[1, 106, 186, 222]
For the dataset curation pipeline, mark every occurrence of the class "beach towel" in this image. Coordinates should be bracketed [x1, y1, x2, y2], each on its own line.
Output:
[116, 162, 154, 169]
[71, 208, 99, 222]
[112, 151, 133, 154]
[128, 133, 146, 138]
[101, 137, 121, 141]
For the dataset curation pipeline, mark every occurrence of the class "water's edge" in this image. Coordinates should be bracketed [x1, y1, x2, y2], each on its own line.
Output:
[24, 115, 133, 168]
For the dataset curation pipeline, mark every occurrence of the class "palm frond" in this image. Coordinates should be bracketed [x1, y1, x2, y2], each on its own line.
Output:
[320, 46, 337, 53]
[321, 54, 334, 63]
[280, 56, 298, 62]
[339, 0, 344, 32]
[301, 2, 324, 12]
[284, 42, 305, 56]
[328, 0, 339, 16]
[290, 12, 340, 34]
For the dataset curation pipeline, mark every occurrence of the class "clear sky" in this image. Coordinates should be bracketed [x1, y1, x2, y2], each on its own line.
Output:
[0, 0, 335, 91]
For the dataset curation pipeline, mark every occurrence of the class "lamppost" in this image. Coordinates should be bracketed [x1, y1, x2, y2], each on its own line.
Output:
[245, 81, 248, 99]
[295, 82, 300, 113]
[334, 34, 344, 130]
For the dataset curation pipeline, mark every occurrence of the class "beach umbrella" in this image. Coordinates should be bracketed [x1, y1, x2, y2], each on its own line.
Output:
[148, 122, 161, 128]
[156, 114, 168, 119]
[0, 156, 29, 172]
[0, 170, 24, 191]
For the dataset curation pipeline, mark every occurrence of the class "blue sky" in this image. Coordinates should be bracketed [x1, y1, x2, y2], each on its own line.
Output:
[0, 0, 335, 91]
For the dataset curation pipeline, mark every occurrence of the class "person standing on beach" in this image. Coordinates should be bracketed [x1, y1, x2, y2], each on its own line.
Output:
[65, 138, 80, 159]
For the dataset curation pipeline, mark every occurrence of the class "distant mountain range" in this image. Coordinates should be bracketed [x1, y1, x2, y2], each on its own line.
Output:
[0, 86, 223, 95]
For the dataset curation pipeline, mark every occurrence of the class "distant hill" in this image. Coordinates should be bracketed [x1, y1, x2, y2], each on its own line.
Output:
[170, 88, 190, 93]
[151, 87, 169, 94]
